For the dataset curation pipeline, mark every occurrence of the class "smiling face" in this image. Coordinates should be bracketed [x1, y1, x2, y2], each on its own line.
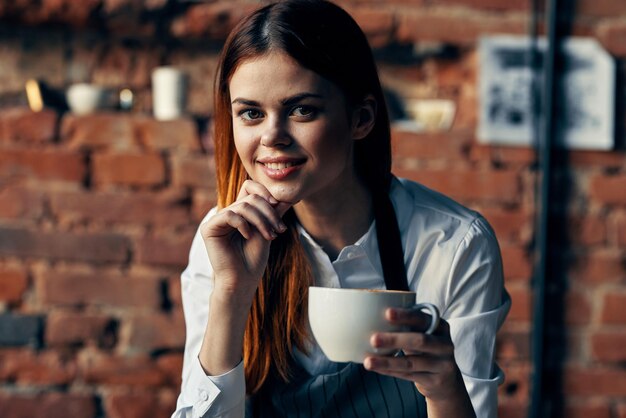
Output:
[229, 51, 362, 205]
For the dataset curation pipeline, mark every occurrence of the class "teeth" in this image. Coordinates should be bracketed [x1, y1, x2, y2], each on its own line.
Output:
[265, 162, 294, 170]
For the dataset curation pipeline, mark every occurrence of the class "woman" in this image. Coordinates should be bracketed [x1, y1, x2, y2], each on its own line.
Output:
[173, 1, 510, 417]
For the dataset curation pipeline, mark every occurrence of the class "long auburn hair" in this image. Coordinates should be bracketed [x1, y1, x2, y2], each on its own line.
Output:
[213, 0, 392, 394]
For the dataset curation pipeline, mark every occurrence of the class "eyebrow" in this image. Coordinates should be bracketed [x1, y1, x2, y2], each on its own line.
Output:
[231, 93, 324, 106]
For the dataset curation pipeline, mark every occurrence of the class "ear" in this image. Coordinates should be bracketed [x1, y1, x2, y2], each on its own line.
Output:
[351, 95, 377, 140]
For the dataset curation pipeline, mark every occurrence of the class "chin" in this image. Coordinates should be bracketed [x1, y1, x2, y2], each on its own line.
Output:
[267, 184, 301, 205]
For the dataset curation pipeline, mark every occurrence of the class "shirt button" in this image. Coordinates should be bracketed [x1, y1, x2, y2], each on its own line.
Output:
[199, 391, 209, 402]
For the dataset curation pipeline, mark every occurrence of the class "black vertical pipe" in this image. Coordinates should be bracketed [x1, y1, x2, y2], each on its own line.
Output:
[529, 0, 560, 415]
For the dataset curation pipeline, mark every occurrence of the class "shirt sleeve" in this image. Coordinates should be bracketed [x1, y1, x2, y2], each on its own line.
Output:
[443, 216, 511, 418]
[171, 211, 247, 418]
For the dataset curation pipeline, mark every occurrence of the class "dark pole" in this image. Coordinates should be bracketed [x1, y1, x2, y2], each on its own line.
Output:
[529, 0, 560, 415]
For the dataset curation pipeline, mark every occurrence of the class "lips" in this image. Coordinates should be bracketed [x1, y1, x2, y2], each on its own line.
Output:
[257, 157, 306, 180]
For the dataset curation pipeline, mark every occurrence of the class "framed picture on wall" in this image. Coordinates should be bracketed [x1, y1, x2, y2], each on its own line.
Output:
[477, 35, 615, 150]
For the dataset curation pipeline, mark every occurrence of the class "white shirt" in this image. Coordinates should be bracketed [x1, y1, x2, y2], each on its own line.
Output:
[173, 178, 511, 418]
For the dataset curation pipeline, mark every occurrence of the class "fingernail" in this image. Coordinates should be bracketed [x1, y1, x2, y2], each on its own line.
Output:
[268, 196, 278, 204]
[270, 231, 278, 239]
[277, 222, 287, 232]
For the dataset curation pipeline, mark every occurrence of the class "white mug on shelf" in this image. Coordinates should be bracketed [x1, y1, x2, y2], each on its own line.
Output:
[151, 66, 187, 121]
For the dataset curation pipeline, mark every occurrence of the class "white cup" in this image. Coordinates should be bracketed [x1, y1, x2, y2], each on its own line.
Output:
[66, 83, 106, 115]
[308, 286, 439, 363]
[151, 66, 187, 120]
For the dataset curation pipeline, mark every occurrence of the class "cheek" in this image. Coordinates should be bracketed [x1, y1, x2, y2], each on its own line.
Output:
[232, 127, 255, 162]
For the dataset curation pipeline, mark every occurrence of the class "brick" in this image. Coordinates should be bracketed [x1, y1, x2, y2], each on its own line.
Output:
[103, 390, 177, 418]
[598, 20, 626, 57]
[429, 0, 530, 11]
[619, 214, 626, 247]
[589, 174, 626, 205]
[498, 363, 530, 402]
[0, 313, 42, 346]
[569, 149, 625, 169]
[569, 250, 626, 284]
[135, 117, 200, 151]
[397, 10, 526, 46]
[0, 226, 130, 263]
[500, 244, 532, 281]
[564, 290, 592, 326]
[49, 190, 190, 226]
[0, 268, 29, 303]
[171, 154, 215, 188]
[564, 367, 626, 396]
[498, 401, 527, 418]
[480, 208, 531, 244]
[0, 349, 76, 385]
[342, 6, 394, 48]
[157, 352, 183, 387]
[36, 271, 162, 309]
[0, 108, 57, 143]
[391, 130, 471, 162]
[591, 331, 626, 362]
[170, 2, 260, 39]
[470, 145, 537, 167]
[0, 187, 45, 220]
[564, 401, 611, 418]
[567, 215, 607, 246]
[602, 291, 626, 324]
[92, 152, 166, 187]
[496, 329, 530, 360]
[506, 285, 531, 322]
[45, 311, 115, 347]
[60, 112, 136, 151]
[393, 167, 521, 205]
[78, 349, 167, 386]
[192, 189, 217, 222]
[0, 148, 85, 182]
[168, 274, 182, 308]
[577, 0, 626, 17]
[135, 230, 195, 268]
[120, 312, 185, 352]
[0, 391, 95, 418]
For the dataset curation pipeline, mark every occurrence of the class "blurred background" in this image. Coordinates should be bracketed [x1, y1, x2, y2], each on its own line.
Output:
[0, 0, 625, 417]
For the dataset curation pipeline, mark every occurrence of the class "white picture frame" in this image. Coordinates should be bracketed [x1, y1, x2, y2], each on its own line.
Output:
[477, 35, 615, 151]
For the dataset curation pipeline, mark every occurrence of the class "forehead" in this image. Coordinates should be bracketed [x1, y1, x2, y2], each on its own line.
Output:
[228, 52, 337, 100]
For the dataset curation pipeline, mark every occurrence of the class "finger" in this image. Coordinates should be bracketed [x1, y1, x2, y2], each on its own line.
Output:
[370, 332, 454, 356]
[201, 210, 253, 240]
[387, 308, 449, 336]
[364, 354, 444, 374]
[229, 200, 281, 241]
[237, 180, 278, 205]
[240, 194, 288, 234]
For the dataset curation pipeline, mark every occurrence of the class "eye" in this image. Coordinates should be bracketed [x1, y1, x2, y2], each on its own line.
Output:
[291, 105, 317, 119]
[238, 109, 264, 121]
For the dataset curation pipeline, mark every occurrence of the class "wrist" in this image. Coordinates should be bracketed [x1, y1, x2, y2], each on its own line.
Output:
[424, 369, 475, 418]
[212, 277, 259, 306]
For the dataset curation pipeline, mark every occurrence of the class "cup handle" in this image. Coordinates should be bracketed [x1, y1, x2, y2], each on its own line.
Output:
[414, 302, 440, 335]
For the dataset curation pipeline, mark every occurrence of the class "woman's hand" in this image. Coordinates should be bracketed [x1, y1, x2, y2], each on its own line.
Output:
[200, 180, 291, 296]
[364, 308, 476, 417]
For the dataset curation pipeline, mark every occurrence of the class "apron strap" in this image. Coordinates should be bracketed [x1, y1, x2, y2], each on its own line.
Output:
[372, 181, 410, 291]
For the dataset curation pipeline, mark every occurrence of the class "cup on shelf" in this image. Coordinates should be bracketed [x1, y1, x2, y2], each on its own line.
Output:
[66, 83, 107, 115]
[151, 66, 187, 121]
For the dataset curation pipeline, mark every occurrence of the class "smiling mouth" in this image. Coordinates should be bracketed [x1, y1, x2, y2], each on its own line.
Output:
[263, 161, 297, 170]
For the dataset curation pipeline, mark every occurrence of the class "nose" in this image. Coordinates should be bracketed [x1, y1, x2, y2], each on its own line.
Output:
[260, 116, 292, 148]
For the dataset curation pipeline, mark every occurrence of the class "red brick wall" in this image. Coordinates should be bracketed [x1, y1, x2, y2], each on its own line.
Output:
[1, 1, 625, 417]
